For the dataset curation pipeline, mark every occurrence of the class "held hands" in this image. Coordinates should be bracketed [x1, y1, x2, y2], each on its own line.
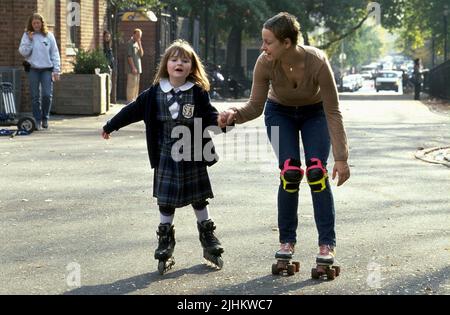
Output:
[101, 130, 111, 140]
[217, 109, 237, 128]
[332, 161, 350, 186]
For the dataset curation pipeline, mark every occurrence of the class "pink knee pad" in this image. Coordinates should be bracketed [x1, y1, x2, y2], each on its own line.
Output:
[280, 158, 304, 193]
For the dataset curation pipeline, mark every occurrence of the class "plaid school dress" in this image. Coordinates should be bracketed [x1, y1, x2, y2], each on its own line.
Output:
[153, 84, 214, 208]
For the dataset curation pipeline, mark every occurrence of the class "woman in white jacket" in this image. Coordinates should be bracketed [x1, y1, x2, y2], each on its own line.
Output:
[19, 13, 60, 130]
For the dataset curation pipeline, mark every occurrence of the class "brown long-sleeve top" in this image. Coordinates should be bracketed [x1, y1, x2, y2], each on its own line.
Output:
[234, 45, 349, 161]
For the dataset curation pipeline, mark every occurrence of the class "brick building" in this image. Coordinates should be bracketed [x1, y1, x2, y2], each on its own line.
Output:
[0, 0, 108, 111]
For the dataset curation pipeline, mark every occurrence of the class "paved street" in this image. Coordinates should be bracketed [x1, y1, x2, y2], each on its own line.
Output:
[1, 89, 449, 295]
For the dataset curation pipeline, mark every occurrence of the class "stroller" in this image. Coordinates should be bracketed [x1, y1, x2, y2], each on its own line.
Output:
[0, 82, 36, 134]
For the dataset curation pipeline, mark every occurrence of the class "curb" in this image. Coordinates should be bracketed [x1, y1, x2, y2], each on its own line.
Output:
[415, 146, 450, 168]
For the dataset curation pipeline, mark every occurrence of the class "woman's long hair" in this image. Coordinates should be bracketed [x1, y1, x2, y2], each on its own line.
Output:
[26, 13, 49, 36]
[153, 39, 210, 91]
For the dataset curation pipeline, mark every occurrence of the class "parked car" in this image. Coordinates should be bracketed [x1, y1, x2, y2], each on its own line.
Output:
[341, 75, 359, 92]
[351, 74, 363, 89]
[361, 64, 378, 79]
[375, 70, 402, 92]
[361, 71, 373, 80]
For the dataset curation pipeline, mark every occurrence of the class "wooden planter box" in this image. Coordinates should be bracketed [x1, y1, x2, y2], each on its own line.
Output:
[53, 73, 110, 115]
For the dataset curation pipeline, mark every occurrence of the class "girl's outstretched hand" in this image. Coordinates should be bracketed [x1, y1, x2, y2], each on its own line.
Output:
[102, 130, 111, 140]
[332, 161, 350, 186]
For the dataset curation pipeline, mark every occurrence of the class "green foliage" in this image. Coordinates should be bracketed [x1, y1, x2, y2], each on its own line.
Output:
[108, 0, 160, 11]
[149, 0, 445, 74]
[377, 0, 448, 60]
[328, 25, 384, 70]
[72, 49, 110, 74]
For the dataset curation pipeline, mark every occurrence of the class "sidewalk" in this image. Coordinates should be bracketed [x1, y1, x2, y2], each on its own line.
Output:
[415, 146, 450, 167]
[413, 95, 450, 167]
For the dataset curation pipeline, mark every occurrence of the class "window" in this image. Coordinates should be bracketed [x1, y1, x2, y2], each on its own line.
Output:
[42, 0, 56, 26]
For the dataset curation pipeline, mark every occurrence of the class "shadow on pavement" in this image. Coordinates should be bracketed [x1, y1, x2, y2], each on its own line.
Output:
[63, 264, 221, 295]
[205, 274, 325, 295]
[378, 265, 450, 295]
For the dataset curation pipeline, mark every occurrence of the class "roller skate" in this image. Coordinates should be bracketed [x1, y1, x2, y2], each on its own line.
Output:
[197, 219, 224, 269]
[272, 243, 300, 276]
[154, 223, 176, 275]
[311, 245, 340, 280]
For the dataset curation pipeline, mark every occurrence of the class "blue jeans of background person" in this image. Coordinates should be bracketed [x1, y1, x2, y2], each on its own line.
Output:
[264, 99, 336, 247]
[29, 69, 53, 125]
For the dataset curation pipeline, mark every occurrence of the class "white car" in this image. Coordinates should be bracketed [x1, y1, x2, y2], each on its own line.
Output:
[361, 71, 373, 80]
[375, 71, 402, 92]
[341, 75, 359, 92]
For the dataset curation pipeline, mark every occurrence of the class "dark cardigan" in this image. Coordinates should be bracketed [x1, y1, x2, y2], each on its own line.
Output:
[103, 84, 224, 168]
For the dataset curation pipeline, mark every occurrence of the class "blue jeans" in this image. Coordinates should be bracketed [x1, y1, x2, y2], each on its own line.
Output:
[264, 100, 336, 247]
[29, 69, 53, 124]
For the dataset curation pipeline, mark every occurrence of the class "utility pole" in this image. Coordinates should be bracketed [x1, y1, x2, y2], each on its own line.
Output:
[204, 0, 209, 63]
[444, 5, 448, 61]
[432, 33, 435, 67]
[339, 41, 346, 90]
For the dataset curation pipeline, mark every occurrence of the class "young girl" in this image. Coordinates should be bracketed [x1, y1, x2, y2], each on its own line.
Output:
[102, 40, 224, 274]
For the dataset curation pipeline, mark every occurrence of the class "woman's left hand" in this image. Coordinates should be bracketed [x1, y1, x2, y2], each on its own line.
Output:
[52, 73, 60, 81]
[332, 161, 350, 186]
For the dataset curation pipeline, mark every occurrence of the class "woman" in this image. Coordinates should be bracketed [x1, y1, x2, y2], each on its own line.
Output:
[19, 13, 60, 131]
[219, 12, 350, 268]
[103, 30, 115, 99]
[103, 30, 114, 70]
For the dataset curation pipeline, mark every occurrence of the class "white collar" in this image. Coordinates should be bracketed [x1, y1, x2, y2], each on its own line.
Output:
[160, 79, 194, 93]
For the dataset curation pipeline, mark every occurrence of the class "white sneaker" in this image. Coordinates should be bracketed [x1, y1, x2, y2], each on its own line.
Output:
[316, 245, 335, 265]
[275, 243, 295, 259]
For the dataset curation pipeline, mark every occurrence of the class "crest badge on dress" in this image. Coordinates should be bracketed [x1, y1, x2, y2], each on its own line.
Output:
[182, 104, 195, 118]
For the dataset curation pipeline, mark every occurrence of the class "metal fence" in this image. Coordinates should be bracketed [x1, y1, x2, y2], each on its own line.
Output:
[425, 60, 450, 100]
[0, 67, 22, 112]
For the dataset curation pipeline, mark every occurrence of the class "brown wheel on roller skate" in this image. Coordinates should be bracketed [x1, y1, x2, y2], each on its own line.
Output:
[311, 268, 320, 279]
[293, 261, 300, 272]
[287, 264, 296, 275]
[272, 263, 279, 275]
[333, 265, 341, 277]
[326, 267, 336, 280]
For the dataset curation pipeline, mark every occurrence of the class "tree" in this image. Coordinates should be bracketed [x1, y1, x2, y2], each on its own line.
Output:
[327, 25, 384, 71]
[165, 0, 271, 79]
[138, 0, 445, 81]
[391, 0, 448, 64]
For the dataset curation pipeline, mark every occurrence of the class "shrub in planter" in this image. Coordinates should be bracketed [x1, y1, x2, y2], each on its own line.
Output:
[53, 49, 110, 115]
[72, 49, 110, 74]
